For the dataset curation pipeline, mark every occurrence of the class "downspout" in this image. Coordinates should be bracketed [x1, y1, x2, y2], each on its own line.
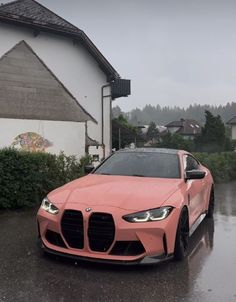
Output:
[85, 121, 89, 155]
[101, 84, 112, 159]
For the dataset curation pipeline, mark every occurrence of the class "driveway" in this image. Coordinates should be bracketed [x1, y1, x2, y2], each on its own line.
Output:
[0, 182, 236, 302]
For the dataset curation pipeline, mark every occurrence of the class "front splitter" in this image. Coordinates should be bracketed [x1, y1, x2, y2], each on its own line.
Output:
[37, 239, 173, 266]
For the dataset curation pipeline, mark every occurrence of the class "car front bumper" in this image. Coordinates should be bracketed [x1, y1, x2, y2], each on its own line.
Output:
[37, 206, 180, 265]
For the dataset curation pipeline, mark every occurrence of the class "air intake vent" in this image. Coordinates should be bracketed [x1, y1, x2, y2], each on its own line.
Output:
[88, 213, 115, 252]
[61, 210, 84, 249]
[110, 241, 145, 256]
[45, 230, 67, 248]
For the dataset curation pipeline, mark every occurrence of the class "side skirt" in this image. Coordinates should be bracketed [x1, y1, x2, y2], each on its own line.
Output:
[189, 213, 206, 237]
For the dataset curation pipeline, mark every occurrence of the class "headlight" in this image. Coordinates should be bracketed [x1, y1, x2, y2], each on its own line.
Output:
[41, 197, 59, 215]
[123, 206, 173, 223]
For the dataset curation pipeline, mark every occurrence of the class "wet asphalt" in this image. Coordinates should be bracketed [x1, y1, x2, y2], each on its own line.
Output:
[0, 182, 236, 302]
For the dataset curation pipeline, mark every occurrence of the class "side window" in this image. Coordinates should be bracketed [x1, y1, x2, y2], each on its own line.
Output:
[185, 155, 199, 171]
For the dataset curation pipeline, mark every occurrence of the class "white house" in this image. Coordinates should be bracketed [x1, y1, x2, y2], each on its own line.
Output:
[0, 0, 130, 160]
[227, 116, 236, 140]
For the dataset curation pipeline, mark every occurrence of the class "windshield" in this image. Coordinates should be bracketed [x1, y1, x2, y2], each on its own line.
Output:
[94, 152, 180, 178]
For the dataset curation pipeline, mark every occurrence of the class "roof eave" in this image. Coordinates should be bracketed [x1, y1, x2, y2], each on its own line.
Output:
[226, 117, 236, 125]
[0, 14, 120, 81]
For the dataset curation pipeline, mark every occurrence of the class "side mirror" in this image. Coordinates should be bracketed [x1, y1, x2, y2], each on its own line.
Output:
[185, 170, 206, 180]
[84, 165, 94, 174]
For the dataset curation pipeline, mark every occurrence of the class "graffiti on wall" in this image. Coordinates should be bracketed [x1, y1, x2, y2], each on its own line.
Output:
[12, 132, 53, 152]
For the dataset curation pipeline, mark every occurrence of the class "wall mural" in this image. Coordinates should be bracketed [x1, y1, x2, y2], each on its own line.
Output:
[12, 132, 53, 152]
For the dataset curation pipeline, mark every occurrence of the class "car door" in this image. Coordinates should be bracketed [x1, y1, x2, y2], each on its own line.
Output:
[183, 155, 205, 228]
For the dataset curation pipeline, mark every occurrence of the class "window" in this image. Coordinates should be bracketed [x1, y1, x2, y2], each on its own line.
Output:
[94, 152, 180, 179]
[184, 155, 199, 171]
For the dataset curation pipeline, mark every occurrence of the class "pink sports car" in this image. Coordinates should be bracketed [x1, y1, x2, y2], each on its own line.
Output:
[37, 148, 214, 264]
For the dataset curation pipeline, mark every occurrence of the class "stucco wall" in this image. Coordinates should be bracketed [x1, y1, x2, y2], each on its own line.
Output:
[0, 118, 85, 157]
[0, 23, 112, 157]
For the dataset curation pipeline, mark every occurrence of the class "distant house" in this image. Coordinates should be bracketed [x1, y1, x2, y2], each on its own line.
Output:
[0, 0, 130, 160]
[227, 116, 236, 140]
[165, 119, 201, 140]
[140, 124, 167, 135]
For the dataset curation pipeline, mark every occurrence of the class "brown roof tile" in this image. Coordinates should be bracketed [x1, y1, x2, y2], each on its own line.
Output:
[0, 0, 79, 32]
[166, 119, 202, 135]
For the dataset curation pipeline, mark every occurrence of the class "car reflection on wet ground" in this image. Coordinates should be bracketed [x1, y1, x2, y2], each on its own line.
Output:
[0, 182, 236, 302]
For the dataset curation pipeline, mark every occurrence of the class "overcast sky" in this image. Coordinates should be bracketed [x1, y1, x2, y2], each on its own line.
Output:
[2, 0, 236, 111]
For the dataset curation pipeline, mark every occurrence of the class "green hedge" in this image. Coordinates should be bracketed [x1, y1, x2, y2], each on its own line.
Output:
[0, 148, 90, 209]
[1, 149, 236, 209]
[194, 151, 236, 183]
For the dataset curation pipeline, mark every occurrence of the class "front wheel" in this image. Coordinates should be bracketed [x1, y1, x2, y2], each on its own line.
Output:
[174, 208, 189, 261]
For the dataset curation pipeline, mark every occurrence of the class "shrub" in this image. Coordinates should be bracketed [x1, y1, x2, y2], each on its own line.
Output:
[1, 148, 235, 209]
[0, 148, 91, 209]
[194, 151, 236, 183]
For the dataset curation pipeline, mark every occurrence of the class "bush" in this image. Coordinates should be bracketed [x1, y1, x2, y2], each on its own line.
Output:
[194, 151, 236, 183]
[1, 148, 235, 209]
[0, 148, 91, 209]
[155, 133, 195, 152]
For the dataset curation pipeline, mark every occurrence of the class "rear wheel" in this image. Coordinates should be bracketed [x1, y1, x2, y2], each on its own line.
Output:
[174, 208, 189, 261]
[206, 187, 214, 218]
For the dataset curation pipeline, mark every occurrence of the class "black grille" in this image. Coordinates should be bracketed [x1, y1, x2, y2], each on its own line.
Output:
[45, 230, 67, 248]
[110, 241, 145, 256]
[61, 210, 84, 249]
[88, 213, 115, 252]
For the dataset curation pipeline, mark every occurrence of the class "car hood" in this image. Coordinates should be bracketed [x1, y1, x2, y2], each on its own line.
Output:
[48, 174, 183, 211]
[48, 174, 184, 211]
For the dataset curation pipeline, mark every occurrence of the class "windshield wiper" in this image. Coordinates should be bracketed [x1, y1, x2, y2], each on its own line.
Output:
[131, 174, 145, 177]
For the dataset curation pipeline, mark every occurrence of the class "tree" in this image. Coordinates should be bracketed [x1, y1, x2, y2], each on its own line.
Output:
[155, 133, 194, 152]
[146, 122, 159, 141]
[112, 115, 140, 150]
[127, 102, 236, 126]
[112, 106, 123, 118]
[195, 110, 233, 152]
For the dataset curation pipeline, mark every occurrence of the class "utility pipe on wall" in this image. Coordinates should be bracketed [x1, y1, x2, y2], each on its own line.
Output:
[101, 84, 111, 159]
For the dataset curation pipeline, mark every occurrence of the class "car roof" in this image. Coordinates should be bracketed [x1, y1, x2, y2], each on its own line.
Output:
[116, 148, 181, 155]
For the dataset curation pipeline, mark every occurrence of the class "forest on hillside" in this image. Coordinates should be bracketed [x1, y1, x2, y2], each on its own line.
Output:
[112, 102, 236, 126]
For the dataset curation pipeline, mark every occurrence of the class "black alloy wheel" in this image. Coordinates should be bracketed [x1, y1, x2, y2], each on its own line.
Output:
[174, 208, 189, 261]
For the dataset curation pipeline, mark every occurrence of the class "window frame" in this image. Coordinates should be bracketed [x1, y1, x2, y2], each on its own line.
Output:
[183, 154, 200, 172]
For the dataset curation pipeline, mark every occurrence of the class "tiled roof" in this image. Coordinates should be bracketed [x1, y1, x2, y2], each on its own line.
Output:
[0, 0, 79, 32]
[86, 135, 101, 147]
[165, 120, 183, 127]
[227, 116, 236, 125]
[166, 119, 202, 135]
[0, 0, 120, 80]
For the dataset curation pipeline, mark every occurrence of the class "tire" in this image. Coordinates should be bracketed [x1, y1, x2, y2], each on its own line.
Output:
[206, 187, 214, 218]
[174, 208, 189, 261]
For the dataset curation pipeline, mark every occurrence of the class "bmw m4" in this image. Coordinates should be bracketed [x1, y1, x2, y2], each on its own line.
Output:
[37, 148, 214, 264]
